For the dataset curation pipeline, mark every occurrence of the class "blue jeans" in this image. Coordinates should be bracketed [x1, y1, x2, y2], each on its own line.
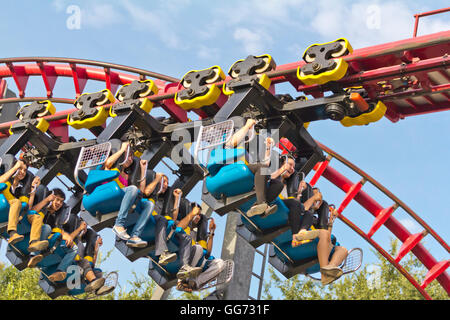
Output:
[130, 199, 155, 238]
[115, 185, 139, 228]
[57, 245, 78, 272]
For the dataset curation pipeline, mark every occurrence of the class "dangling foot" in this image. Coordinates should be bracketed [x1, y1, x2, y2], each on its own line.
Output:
[294, 229, 319, 242]
[27, 254, 44, 268]
[158, 251, 177, 265]
[246, 203, 268, 217]
[112, 225, 130, 241]
[126, 236, 148, 248]
[28, 240, 49, 252]
[8, 232, 24, 246]
[261, 204, 278, 218]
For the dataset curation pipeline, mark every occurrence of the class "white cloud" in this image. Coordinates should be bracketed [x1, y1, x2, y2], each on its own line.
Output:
[309, 1, 450, 48]
[120, 0, 187, 50]
[81, 4, 124, 29]
[197, 45, 221, 61]
[233, 28, 273, 55]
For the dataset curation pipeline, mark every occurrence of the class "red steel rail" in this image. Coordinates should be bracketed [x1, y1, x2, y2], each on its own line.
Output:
[311, 142, 449, 299]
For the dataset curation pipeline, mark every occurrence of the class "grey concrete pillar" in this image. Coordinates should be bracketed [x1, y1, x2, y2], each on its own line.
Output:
[220, 211, 255, 300]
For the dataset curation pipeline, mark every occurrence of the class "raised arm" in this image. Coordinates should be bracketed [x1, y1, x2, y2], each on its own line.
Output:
[0, 160, 24, 184]
[225, 119, 256, 149]
[104, 141, 129, 170]
[138, 159, 148, 193]
[206, 218, 216, 254]
[32, 193, 55, 213]
[143, 172, 163, 197]
[177, 205, 201, 230]
[171, 188, 182, 221]
[28, 176, 41, 208]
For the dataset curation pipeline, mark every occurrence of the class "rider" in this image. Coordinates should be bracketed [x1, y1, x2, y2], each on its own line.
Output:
[176, 217, 226, 292]
[224, 119, 284, 217]
[103, 142, 155, 248]
[0, 160, 49, 253]
[32, 188, 105, 293]
[141, 172, 202, 279]
[317, 206, 348, 285]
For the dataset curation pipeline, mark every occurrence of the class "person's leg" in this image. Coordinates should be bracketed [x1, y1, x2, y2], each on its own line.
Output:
[317, 229, 333, 269]
[81, 229, 98, 261]
[246, 163, 269, 204]
[189, 244, 205, 268]
[154, 215, 170, 256]
[27, 213, 49, 252]
[193, 258, 226, 290]
[265, 178, 284, 203]
[48, 247, 77, 282]
[27, 223, 52, 268]
[128, 200, 154, 246]
[77, 258, 105, 293]
[316, 201, 330, 230]
[328, 246, 348, 268]
[284, 199, 302, 234]
[7, 199, 23, 244]
[176, 233, 202, 280]
[113, 185, 139, 239]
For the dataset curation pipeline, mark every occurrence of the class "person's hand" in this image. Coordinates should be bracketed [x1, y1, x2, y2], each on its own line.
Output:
[329, 207, 339, 225]
[120, 141, 130, 152]
[46, 193, 56, 203]
[155, 172, 164, 181]
[95, 236, 103, 250]
[298, 180, 307, 193]
[191, 205, 201, 216]
[80, 221, 87, 232]
[15, 160, 25, 169]
[140, 159, 148, 169]
[245, 119, 256, 128]
[209, 218, 216, 233]
[64, 234, 74, 248]
[173, 188, 182, 198]
[265, 137, 274, 149]
[31, 176, 41, 192]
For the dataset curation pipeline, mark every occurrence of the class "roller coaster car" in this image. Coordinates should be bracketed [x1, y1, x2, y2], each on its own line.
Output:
[148, 245, 234, 291]
[196, 120, 293, 245]
[297, 38, 353, 86]
[269, 230, 363, 281]
[76, 139, 148, 231]
[12, 100, 56, 133]
[67, 89, 115, 130]
[114, 191, 189, 262]
[37, 238, 117, 299]
[174, 65, 226, 110]
[111, 79, 158, 116]
[223, 54, 276, 95]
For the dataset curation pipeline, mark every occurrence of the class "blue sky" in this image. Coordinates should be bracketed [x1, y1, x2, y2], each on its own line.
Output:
[0, 0, 448, 299]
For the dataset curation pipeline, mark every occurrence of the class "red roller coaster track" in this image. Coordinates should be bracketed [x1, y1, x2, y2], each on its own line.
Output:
[0, 28, 448, 299]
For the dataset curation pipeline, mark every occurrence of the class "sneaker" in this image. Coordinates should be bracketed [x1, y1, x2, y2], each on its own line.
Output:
[261, 204, 278, 218]
[176, 264, 203, 280]
[8, 233, 24, 246]
[320, 266, 343, 278]
[246, 203, 268, 217]
[158, 251, 177, 265]
[48, 271, 67, 282]
[85, 277, 105, 293]
[28, 240, 49, 252]
[96, 285, 115, 296]
[126, 237, 148, 248]
[294, 229, 320, 242]
[112, 225, 130, 241]
[27, 254, 43, 268]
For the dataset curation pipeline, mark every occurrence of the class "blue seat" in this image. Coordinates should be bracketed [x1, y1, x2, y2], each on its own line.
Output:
[239, 197, 290, 233]
[206, 161, 254, 199]
[272, 230, 338, 268]
[84, 169, 120, 194]
[83, 181, 124, 215]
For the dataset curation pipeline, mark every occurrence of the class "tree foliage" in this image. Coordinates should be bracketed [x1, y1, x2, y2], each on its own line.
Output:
[263, 239, 448, 300]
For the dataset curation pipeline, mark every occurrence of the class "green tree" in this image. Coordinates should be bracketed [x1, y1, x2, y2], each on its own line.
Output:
[263, 239, 448, 300]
